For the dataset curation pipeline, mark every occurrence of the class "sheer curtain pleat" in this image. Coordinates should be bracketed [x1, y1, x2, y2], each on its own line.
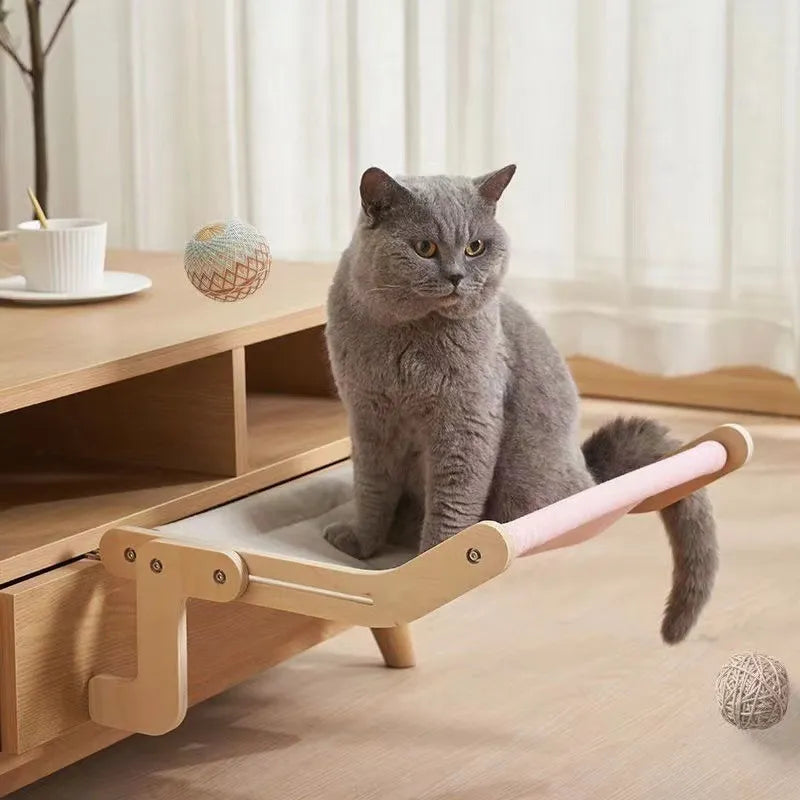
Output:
[1, 0, 797, 381]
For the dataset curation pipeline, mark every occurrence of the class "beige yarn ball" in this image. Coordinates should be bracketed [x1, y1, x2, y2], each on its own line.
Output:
[184, 219, 271, 302]
[716, 652, 789, 730]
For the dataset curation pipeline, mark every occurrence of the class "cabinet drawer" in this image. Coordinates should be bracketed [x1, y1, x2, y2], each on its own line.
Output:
[0, 559, 345, 754]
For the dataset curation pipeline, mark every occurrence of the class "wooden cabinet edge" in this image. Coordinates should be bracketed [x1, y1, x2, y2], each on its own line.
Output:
[0, 591, 20, 756]
[0, 722, 128, 797]
[232, 346, 249, 475]
[0, 306, 328, 416]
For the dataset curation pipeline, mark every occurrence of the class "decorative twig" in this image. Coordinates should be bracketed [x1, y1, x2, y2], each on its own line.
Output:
[0, 35, 31, 77]
[44, 0, 76, 57]
[0, 0, 80, 211]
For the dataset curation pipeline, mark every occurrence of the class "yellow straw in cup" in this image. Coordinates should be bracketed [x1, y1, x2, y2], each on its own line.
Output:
[27, 187, 48, 230]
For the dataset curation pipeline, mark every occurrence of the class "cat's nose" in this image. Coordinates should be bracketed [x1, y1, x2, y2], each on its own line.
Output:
[448, 274, 464, 287]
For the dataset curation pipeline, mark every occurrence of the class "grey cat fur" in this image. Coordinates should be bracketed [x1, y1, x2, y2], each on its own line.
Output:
[324, 165, 717, 644]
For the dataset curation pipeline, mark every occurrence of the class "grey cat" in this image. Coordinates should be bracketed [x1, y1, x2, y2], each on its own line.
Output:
[324, 165, 717, 644]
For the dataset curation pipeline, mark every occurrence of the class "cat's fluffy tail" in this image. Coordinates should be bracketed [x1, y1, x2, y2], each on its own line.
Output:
[581, 416, 718, 645]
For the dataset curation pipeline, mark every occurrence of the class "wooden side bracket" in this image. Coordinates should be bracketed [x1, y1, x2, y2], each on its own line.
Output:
[88, 538, 247, 736]
[88, 523, 511, 735]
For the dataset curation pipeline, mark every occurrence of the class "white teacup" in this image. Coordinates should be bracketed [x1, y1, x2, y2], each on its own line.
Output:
[16, 218, 107, 293]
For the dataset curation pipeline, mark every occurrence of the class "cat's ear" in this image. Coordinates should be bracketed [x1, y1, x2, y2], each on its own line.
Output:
[360, 167, 408, 225]
[474, 164, 517, 204]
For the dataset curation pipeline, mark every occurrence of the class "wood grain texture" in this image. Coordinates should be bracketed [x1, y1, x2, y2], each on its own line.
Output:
[0, 395, 349, 585]
[570, 356, 800, 418]
[0, 245, 335, 415]
[0, 352, 244, 476]
[0, 559, 346, 758]
[231, 347, 249, 475]
[246, 393, 349, 469]
[238, 522, 509, 627]
[96, 521, 511, 629]
[245, 325, 337, 397]
[0, 725, 128, 799]
[371, 626, 416, 668]
[89, 539, 249, 736]
[8, 399, 799, 800]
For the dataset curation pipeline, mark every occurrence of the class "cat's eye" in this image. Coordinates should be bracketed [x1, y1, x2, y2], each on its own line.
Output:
[413, 240, 438, 258]
[465, 240, 486, 257]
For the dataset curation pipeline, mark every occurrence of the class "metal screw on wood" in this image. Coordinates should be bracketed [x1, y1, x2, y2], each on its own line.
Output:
[150, 558, 163, 574]
[466, 547, 482, 564]
[213, 569, 227, 585]
[124, 547, 137, 563]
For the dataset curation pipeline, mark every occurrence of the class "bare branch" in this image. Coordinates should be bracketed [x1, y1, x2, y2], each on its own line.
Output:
[44, 0, 76, 58]
[0, 33, 32, 77]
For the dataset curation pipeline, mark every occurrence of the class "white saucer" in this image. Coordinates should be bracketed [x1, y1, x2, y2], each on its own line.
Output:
[0, 271, 152, 305]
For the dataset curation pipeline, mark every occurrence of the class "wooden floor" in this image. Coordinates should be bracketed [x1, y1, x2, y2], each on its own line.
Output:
[11, 400, 800, 800]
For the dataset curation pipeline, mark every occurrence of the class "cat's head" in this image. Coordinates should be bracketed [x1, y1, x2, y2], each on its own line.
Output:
[348, 165, 516, 322]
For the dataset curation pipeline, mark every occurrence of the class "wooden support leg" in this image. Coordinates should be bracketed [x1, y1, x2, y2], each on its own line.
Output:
[371, 625, 415, 668]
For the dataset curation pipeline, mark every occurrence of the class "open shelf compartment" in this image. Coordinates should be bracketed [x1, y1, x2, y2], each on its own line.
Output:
[0, 326, 350, 586]
[243, 324, 349, 471]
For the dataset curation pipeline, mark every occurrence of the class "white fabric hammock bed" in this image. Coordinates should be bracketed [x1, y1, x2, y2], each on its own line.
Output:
[158, 462, 410, 571]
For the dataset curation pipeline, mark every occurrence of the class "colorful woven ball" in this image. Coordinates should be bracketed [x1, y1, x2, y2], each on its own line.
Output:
[715, 652, 790, 730]
[184, 219, 271, 302]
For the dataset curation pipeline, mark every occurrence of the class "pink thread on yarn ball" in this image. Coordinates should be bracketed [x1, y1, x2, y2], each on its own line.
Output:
[184, 219, 271, 302]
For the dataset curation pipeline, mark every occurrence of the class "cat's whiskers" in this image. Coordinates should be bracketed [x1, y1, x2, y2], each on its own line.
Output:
[368, 284, 404, 293]
[411, 279, 454, 299]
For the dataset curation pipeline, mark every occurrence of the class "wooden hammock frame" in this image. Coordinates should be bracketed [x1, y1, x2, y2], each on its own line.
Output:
[87, 424, 752, 737]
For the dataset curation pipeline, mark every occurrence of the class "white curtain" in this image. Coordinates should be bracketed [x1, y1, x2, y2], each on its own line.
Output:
[2, 0, 798, 382]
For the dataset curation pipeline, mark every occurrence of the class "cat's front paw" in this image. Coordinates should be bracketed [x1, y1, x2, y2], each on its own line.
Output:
[323, 522, 377, 560]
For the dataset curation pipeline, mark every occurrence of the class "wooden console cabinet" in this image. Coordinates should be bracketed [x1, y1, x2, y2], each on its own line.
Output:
[0, 248, 350, 794]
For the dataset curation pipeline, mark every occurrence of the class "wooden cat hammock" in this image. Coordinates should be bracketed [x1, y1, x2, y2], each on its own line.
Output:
[87, 424, 752, 737]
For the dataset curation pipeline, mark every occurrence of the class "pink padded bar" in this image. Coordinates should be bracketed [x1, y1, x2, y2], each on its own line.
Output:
[504, 440, 728, 558]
